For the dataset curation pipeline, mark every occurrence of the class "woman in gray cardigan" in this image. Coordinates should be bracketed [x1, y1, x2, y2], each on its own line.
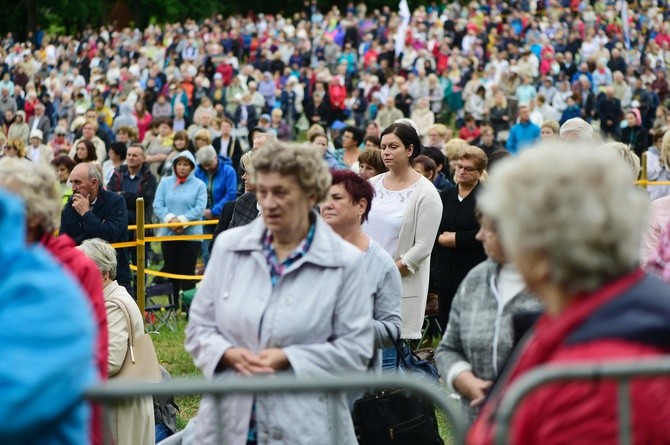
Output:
[435, 211, 542, 418]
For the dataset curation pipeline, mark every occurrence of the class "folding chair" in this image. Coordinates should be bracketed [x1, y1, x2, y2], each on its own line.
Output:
[145, 282, 176, 332]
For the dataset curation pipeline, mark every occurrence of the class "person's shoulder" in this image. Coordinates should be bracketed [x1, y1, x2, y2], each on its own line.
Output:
[462, 258, 495, 283]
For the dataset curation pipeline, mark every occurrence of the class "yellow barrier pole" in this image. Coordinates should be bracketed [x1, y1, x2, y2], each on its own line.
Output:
[640, 152, 648, 190]
[136, 198, 145, 315]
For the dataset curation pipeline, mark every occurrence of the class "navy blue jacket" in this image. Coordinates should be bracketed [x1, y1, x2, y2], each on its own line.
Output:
[60, 187, 131, 290]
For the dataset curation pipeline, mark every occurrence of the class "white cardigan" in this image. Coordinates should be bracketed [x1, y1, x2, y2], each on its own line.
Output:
[369, 173, 442, 338]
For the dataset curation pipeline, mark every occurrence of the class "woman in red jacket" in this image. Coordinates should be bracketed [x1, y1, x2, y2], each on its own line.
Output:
[469, 142, 670, 445]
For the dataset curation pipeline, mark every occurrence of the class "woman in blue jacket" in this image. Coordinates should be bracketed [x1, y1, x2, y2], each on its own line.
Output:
[194, 145, 238, 264]
[154, 150, 207, 304]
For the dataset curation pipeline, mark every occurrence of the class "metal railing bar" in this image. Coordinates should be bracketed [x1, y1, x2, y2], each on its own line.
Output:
[86, 373, 468, 444]
[494, 359, 670, 445]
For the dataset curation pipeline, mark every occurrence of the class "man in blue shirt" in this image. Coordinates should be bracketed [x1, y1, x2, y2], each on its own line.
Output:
[506, 105, 541, 155]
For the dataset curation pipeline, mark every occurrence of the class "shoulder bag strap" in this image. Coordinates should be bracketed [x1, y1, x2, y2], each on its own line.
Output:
[108, 297, 136, 363]
[228, 136, 236, 159]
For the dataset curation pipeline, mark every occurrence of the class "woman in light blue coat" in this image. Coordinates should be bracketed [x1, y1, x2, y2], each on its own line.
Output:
[153, 150, 206, 304]
[185, 143, 373, 445]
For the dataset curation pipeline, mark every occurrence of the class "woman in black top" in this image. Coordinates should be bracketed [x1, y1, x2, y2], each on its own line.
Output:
[620, 109, 649, 159]
[430, 146, 488, 329]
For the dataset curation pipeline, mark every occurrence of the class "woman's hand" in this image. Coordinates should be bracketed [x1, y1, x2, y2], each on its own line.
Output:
[221, 347, 275, 376]
[395, 259, 410, 277]
[453, 371, 493, 408]
[257, 348, 290, 371]
[438, 231, 456, 248]
[169, 217, 184, 233]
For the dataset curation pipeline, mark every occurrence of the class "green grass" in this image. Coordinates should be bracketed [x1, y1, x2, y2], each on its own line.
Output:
[151, 316, 201, 430]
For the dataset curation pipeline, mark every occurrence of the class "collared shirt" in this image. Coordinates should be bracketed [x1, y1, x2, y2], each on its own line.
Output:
[262, 221, 316, 287]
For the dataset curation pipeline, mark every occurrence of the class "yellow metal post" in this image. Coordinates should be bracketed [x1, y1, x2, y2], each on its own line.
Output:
[640, 151, 648, 189]
[136, 198, 145, 315]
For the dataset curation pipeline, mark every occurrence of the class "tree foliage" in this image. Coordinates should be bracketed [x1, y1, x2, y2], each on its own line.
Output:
[4, 0, 413, 40]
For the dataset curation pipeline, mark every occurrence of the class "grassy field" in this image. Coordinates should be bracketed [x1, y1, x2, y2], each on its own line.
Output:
[151, 315, 202, 429]
[152, 316, 459, 442]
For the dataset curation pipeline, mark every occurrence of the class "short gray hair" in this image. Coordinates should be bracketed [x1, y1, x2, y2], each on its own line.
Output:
[478, 141, 648, 293]
[599, 141, 641, 179]
[77, 238, 118, 280]
[559, 118, 594, 141]
[252, 142, 331, 202]
[0, 158, 61, 232]
[195, 145, 217, 165]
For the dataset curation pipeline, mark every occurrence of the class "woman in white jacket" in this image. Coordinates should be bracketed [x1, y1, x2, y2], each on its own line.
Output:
[185, 143, 373, 444]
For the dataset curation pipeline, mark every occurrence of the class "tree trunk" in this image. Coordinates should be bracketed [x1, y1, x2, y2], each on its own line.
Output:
[25, 0, 37, 40]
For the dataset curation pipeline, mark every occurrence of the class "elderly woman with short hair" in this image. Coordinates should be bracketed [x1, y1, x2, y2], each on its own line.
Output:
[431, 146, 488, 329]
[78, 238, 155, 445]
[435, 207, 542, 418]
[186, 143, 373, 444]
[321, 169, 402, 371]
[194, 145, 237, 264]
[469, 142, 670, 444]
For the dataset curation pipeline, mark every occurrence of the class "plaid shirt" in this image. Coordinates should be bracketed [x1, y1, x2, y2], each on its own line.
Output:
[262, 222, 316, 287]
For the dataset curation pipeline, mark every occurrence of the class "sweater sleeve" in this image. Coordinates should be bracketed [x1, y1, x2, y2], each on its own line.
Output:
[400, 182, 443, 273]
[435, 283, 472, 393]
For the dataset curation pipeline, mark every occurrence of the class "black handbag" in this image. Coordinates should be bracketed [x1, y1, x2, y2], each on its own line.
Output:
[354, 388, 444, 445]
[352, 325, 444, 445]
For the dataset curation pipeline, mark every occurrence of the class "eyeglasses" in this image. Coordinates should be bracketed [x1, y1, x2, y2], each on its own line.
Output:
[455, 164, 479, 173]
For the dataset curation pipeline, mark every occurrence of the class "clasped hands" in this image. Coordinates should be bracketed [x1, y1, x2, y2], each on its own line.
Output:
[168, 217, 185, 233]
[222, 347, 289, 376]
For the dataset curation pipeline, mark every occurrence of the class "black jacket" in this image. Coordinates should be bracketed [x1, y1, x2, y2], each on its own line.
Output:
[107, 163, 158, 224]
[60, 187, 131, 289]
[430, 181, 487, 294]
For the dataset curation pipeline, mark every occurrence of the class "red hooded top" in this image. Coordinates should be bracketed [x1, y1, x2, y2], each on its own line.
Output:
[41, 233, 108, 445]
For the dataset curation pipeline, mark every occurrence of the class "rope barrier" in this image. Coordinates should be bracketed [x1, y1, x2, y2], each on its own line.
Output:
[109, 234, 213, 249]
[129, 264, 204, 280]
[127, 219, 219, 230]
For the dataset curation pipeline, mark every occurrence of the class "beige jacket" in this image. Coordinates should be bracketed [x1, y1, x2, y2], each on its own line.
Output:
[369, 174, 442, 338]
[105, 281, 155, 445]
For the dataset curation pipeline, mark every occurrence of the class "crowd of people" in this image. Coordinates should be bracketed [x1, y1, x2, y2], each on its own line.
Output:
[4, 0, 670, 444]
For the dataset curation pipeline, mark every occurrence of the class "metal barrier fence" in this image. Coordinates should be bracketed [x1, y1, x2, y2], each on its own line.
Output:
[87, 373, 469, 445]
[493, 358, 670, 445]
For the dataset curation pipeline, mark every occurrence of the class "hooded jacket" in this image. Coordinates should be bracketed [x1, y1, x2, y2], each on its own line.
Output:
[0, 191, 95, 445]
[194, 155, 237, 217]
[153, 151, 207, 238]
[112, 102, 138, 133]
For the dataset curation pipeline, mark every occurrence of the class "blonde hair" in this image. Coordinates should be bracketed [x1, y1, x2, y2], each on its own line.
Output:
[252, 142, 331, 202]
[599, 141, 641, 179]
[5, 137, 27, 158]
[194, 128, 212, 145]
[661, 130, 670, 168]
[444, 137, 469, 161]
[0, 157, 62, 232]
